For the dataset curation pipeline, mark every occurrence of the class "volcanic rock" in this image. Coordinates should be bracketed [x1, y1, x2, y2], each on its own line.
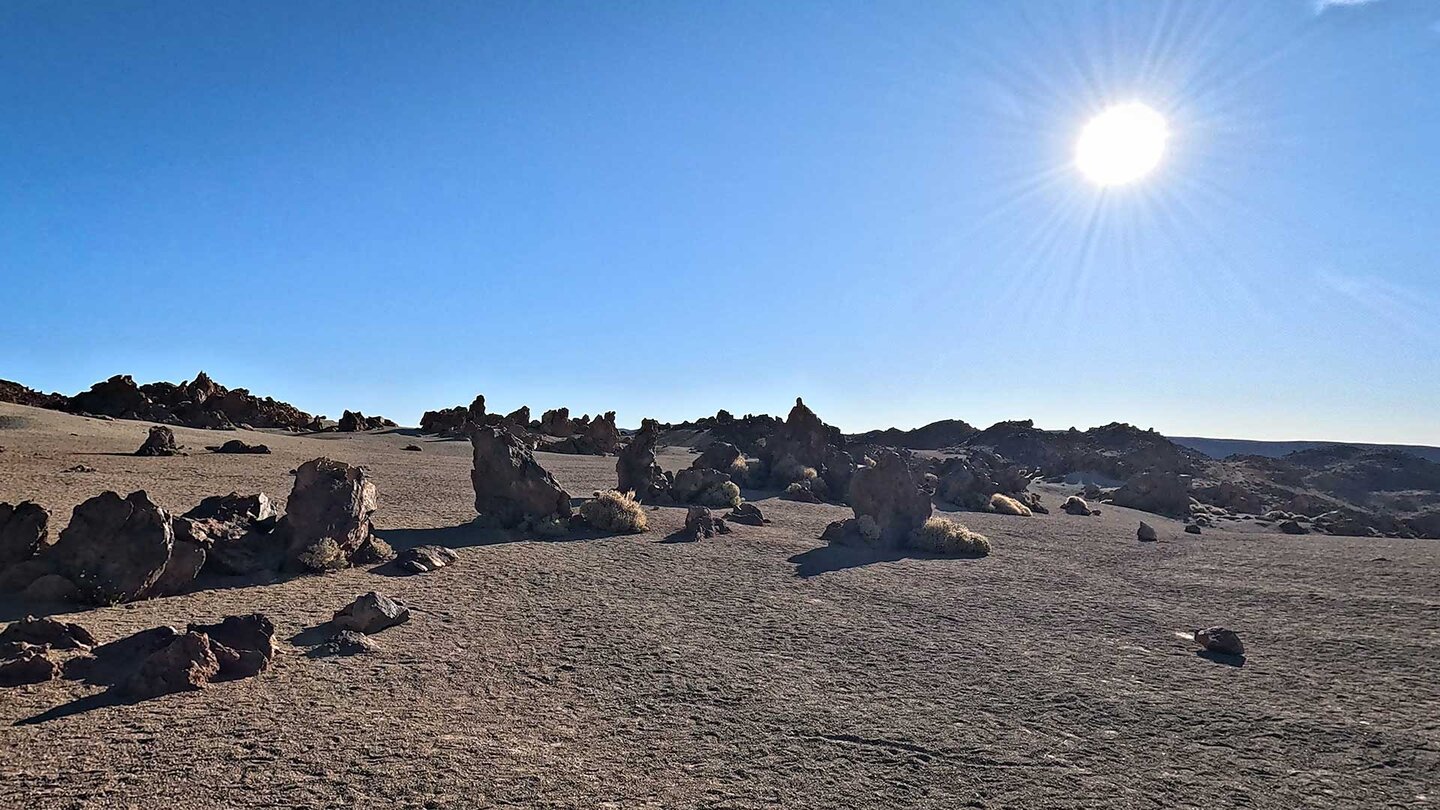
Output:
[46, 491, 174, 604]
[135, 426, 181, 457]
[280, 458, 378, 570]
[471, 427, 572, 526]
[333, 592, 410, 634]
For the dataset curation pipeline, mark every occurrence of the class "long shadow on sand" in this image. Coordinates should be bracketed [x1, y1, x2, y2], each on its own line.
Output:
[788, 544, 919, 577]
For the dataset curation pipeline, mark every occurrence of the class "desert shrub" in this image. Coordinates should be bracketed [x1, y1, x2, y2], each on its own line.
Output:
[296, 537, 346, 572]
[580, 490, 649, 534]
[908, 517, 991, 557]
[352, 535, 394, 564]
[988, 492, 1033, 517]
[727, 457, 749, 479]
[717, 480, 742, 509]
[800, 466, 818, 481]
[783, 481, 821, 503]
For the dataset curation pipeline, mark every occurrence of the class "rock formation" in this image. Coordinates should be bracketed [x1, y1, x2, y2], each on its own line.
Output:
[616, 419, 672, 502]
[470, 427, 572, 527]
[280, 458, 378, 571]
[46, 491, 174, 604]
[135, 426, 181, 457]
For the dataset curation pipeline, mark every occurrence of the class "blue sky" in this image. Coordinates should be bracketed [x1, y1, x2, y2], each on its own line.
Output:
[3, 1, 1438, 443]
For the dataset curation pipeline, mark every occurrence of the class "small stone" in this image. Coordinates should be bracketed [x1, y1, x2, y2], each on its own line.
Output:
[1137, 521, 1158, 542]
[314, 630, 380, 656]
[396, 544, 458, 574]
[135, 425, 181, 457]
[122, 631, 220, 698]
[332, 592, 410, 634]
[1194, 626, 1244, 657]
[1185, 524, 1202, 535]
[0, 649, 61, 686]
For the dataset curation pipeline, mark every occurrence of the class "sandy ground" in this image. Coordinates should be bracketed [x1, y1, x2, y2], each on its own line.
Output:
[0, 402, 1436, 809]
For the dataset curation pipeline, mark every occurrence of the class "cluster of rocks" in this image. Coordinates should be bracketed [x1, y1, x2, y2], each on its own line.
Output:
[58, 372, 314, 431]
[925, 448, 1044, 513]
[0, 613, 276, 698]
[337, 410, 398, 432]
[0, 457, 384, 606]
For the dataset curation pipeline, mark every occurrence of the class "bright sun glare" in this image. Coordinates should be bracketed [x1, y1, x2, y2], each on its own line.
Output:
[1075, 102, 1169, 187]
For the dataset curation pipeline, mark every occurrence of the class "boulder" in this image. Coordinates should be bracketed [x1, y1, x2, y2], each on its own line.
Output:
[180, 493, 282, 576]
[135, 425, 181, 457]
[1194, 626, 1244, 657]
[846, 451, 933, 545]
[1061, 496, 1092, 516]
[122, 631, 220, 698]
[1185, 524, 1202, 535]
[682, 505, 729, 540]
[471, 428, 572, 526]
[338, 410, 365, 432]
[281, 458, 378, 570]
[403, 444, 423, 452]
[333, 592, 410, 634]
[396, 544, 459, 574]
[671, 467, 740, 508]
[0, 501, 50, 566]
[1137, 521, 1159, 542]
[0, 616, 96, 650]
[212, 439, 271, 454]
[1278, 519, 1308, 535]
[694, 442, 741, 475]
[0, 649, 61, 686]
[725, 502, 767, 526]
[46, 491, 174, 604]
[187, 613, 277, 679]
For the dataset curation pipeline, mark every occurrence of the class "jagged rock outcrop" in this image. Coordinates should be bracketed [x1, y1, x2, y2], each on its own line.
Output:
[45, 491, 174, 604]
[471, 427, 572, 527]
[280, 459, 378, 571]
[59, 372, 314, 431]
[757, 398, 854, 502]
[823, 451, 932, 546]
[540, 407, 574, 438]
[616, 419, 672, 502]
[932, 449, 1037, 511]
[178, 492, 281, 576]
[135, 426, 181, 457]
[337, 411, 396, 432]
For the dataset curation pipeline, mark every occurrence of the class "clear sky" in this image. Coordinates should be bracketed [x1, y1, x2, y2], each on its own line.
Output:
[3, 1, 1438, 443]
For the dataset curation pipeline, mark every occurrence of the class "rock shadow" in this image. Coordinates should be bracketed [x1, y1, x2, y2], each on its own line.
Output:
[1196, 650, 1246, 668]
[788, 544, 985, 577]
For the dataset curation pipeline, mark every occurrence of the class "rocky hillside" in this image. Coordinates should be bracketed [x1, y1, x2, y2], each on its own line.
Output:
[1, 372, 318, 431]
[848, 418, 978, 450]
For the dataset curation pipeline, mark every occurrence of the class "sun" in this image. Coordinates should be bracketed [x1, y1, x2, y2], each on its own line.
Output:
[1075, 102, 1169, 186]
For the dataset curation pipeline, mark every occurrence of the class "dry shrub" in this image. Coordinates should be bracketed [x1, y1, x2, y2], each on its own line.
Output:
[296, 537, 346, 572]
[580, 490, 648, 534]
[988, 492, 1033, 517]
[352, 535, 394, 564]
[717, 480, 741, 509]
[908, 517, 991, 557]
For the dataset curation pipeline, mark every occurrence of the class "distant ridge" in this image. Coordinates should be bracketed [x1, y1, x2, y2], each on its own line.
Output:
[1169, 436, 1440, 464]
